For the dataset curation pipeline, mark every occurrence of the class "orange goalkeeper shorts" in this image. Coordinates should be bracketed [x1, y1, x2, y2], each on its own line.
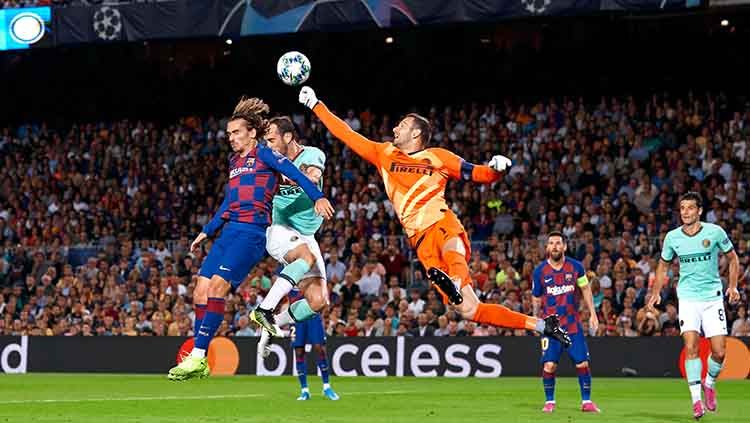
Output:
[409, 210, 472, 288]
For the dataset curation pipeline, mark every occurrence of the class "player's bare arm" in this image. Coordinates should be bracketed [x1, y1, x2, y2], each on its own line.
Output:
[647, 259, 669, 310]
[725, 249, 740, 303]
[532, 296, 542, 318]
[580, 282, 599, 331]
[301, 164, 323, 185]
[190, 232, 208, 253]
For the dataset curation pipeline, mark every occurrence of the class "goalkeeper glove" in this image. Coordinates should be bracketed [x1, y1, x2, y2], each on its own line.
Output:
[488, 155, 512, 172]
[299, 86, 319, 109]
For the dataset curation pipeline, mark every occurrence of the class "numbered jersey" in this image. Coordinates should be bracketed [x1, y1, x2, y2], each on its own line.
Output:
[660, 222, 734, 302]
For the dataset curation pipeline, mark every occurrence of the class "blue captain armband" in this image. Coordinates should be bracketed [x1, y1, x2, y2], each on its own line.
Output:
[460, 160, 474, 181]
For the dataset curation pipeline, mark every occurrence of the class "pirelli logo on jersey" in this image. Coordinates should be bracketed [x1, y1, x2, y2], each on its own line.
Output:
[389, 162, 434, 176]
[679, 252, 712, 264]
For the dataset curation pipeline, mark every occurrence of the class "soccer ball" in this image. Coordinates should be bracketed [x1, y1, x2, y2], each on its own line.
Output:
[277, 51, 311, 86]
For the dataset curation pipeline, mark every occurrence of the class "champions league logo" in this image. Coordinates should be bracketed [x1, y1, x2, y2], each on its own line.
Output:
[522, 0, 553, 14]
[219, 0, 418, 36]
[93, 6, 122, 41]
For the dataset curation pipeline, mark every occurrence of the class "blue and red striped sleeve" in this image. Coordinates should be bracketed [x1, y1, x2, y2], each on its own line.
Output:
[532, 264, 544, 298]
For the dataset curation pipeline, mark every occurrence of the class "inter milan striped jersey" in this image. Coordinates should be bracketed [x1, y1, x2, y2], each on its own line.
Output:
[532, 258, 589, 335]
[273, 146, 326, 236]
[202, 143, 325, 236]
[660, 222, 734, 301]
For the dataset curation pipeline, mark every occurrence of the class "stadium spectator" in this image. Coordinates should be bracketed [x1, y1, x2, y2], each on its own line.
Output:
[1, 91, 749, 338]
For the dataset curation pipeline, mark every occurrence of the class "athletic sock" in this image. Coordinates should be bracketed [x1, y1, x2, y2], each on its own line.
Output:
[193, 304, 207, 336]
[296, 353, 308, 390]
[542, 370, 556, 402]
[194, 297, 224, 351]
[577, 366, 592, 401]
[317, 350, 330, 385]
[704, 356, 723, 389]
[685, 358, 703, 403]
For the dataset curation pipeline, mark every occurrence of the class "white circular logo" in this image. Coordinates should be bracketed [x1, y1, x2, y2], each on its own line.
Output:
[9, 12, 45, 45]
[522, 0, 552, 14]
[93, 6, 122, 41]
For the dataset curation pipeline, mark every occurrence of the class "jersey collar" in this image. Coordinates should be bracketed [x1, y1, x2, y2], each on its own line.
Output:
[546, 257, 566, 271]
[681, 223, 704, 237]
[288, 145, 305, 163]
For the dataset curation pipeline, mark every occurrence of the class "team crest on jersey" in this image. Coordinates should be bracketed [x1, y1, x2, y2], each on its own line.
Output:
[565, 273, 573, 282]
[702, 239, 711, 248]
[245, 157, 256, 167]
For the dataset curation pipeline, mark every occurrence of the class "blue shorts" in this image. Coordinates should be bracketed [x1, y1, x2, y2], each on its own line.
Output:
[292, 314, 326, 348]
[540, 330, 590, 365]
[198, 221, 266, 289]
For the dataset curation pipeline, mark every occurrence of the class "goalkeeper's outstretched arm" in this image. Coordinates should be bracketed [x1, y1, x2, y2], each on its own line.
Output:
[299, 86, 381, 166]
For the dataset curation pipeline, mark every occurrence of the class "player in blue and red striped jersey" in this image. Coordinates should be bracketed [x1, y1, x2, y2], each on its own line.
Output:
[532, 231, 600, 413]
[168, 97, 334, 381]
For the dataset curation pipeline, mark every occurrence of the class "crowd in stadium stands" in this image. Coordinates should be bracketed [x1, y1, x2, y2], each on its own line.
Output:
[1, 91, 749, 340]
[2, 1, 47, 8]
[1, 1, 118, 8]
[0, 1, 75, 8]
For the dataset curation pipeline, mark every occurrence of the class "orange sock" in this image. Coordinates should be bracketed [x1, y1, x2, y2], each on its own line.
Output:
[473, 303, 537, 330]
[442, 250, 537, 331]
[443, 250, 471, 289]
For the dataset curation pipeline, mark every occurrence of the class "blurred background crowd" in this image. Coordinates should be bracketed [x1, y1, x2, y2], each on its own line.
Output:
[1, 90, 749, 339]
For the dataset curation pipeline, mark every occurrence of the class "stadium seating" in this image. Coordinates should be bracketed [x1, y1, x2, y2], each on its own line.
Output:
[1, 91, 748, 338]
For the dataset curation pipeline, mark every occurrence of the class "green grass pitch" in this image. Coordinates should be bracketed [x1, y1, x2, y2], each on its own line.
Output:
[0, 374, 747, 422]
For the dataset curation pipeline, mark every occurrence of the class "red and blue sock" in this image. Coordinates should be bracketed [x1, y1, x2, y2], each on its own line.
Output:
[577, 366, 592, 401]
[542, 370, 556, 402]
[194, 297, 224, 350]
[296, 353, 308, 390]
[194, 304, 207, 336]
[317, 350, 330, 385]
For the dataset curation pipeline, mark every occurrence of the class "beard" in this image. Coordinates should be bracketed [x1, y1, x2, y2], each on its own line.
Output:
[549, 251, 563, 261]
[682, 216, 698, 225]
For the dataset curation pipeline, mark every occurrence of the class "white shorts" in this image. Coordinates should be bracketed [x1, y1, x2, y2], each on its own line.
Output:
[679, 299, 728, 338]
[265, 224, 326, 282]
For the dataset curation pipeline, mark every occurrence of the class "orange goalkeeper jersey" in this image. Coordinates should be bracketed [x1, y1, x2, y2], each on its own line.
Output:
[313, 102, 502, 238]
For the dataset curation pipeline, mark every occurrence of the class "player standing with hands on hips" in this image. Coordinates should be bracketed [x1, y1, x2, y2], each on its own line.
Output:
[647, 192, 740, 420]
